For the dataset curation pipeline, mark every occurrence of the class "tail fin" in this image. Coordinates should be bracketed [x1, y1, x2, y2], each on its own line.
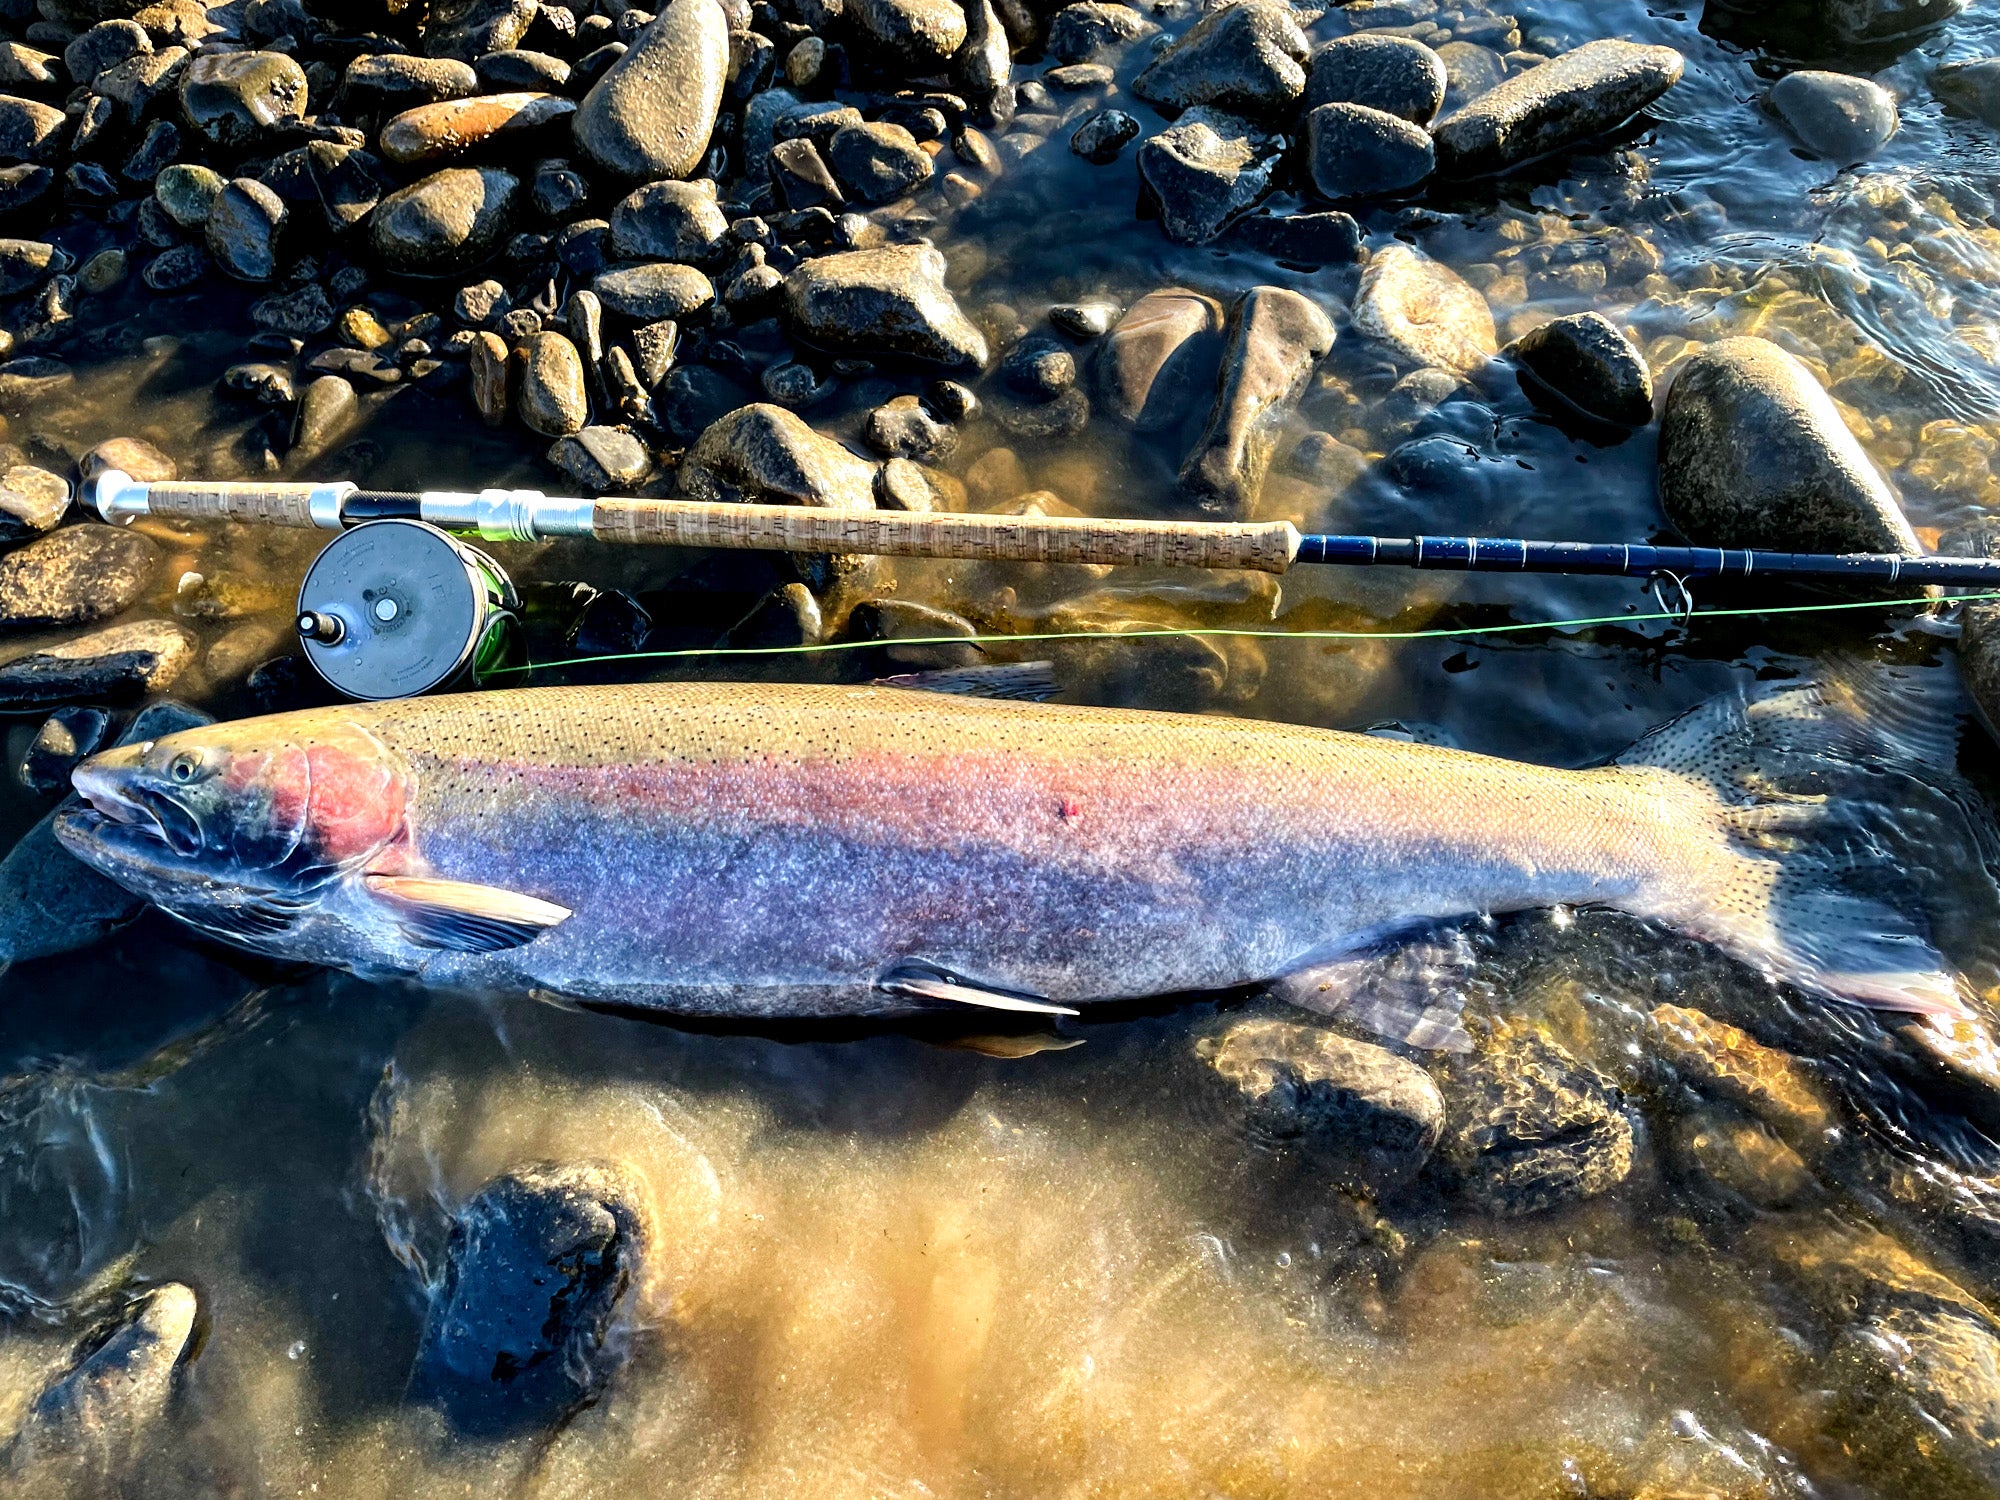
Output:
[1616, 661, 1998, 1019]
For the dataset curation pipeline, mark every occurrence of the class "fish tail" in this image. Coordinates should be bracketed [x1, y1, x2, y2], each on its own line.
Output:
[1616, 660, 1996, 1019]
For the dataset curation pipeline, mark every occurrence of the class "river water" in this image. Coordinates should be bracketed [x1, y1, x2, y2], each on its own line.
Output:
[8, 0, 2000, 1493]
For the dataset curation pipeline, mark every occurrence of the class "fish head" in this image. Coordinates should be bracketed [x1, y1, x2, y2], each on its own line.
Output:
[56, 714, 408, 939]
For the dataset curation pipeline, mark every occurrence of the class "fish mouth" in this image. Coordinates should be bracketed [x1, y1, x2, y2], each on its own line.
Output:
[69, 767, 204, 858]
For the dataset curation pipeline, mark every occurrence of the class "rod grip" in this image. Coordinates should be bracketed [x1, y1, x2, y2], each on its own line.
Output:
[589, 500, 1303, 573]
[110, 479, 351, 528]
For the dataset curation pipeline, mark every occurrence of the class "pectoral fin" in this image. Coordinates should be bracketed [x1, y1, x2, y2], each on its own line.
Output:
[877, 959, 1079, 1017]
[364, 875, 572, 953]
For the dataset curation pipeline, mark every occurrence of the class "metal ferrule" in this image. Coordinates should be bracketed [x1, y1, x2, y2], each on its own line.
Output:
[308, 484, 350, 529]
[84, 469, 147, 524]
[418, 487, 594, 542]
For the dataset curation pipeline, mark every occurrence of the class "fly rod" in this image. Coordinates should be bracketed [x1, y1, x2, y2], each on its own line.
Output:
[84, 470, 2000, 588]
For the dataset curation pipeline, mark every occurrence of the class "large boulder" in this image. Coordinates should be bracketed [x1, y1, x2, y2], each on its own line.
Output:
[783, 244, 988, 369]
[1431, 38, 1683, 177]
[1659, 336, 1920, 553]
[571, 0, 729, 179]
[1179, 286, 1336, 517]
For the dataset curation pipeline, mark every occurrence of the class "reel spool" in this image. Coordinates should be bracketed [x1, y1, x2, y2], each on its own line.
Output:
[295, 519, 519, 701]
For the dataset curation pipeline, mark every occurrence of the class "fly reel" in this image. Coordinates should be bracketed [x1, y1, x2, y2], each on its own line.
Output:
[295, 519, 520, 701]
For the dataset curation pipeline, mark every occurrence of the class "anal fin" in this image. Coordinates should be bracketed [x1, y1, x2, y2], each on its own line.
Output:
[365, 874, 572, 953]
[877, 960, 1079, 1017]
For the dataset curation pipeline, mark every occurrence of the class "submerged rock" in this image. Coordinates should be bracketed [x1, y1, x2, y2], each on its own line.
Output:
[1352, 243, 1496, 377]
[0, 619, 196, 710]
[784, 244, 987, 369]
[1198, 1016, 1445, 1191]
[1305, 33, 1446, 123]
[1660, 336, 1919, 553]
[1768, 70, 1898, 161]
[18, 704, 113, 794]
[1137, 108, 1280, 245]
[368, 166, 520, 275]
[0, 463, 69, 539]
[410, 1162, 650, 1434]
[1048, 1, 1159, 63]
[1179, 285, 1336, 517]
[681, 402, 878, 508]
[1507, 310, 1653, 427]
[1649, 1003, 1834, 1148]
[0, 525, 158, 632]
[572, 0, 730, 179]
[1933, 57, 2000, 127]
[1132, 0, 1307, 118]
[1304, 101, 1433, 199]
[1431, 38, 1684, 177]
[864, 393, 958, 461]
[1098, 286, 1224, 430]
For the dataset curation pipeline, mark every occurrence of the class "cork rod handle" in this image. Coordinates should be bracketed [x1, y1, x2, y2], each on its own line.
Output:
[589, 500, 1303, 573]
[116, 480, 351, 528]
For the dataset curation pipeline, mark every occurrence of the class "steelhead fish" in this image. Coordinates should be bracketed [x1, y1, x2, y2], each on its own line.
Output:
[52, 677, 1974, 1038]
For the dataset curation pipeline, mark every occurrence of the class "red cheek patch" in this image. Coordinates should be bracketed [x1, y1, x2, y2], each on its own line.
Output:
[305, 743, 405, 863]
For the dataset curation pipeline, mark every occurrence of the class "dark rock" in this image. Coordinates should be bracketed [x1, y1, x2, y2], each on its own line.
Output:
[927, 377, 976, 419]
[1099, 286, 1223, 430]
[728, 579, 822, 645]
[368, 166, 521, 276]
[849, 0, 967, 73]
[770, 135, 844, 208]
[990, 386, 1089, 439]
[548, 424, 652, 489]
[760, 358, 831, 405]
[142, 245, 206, 291]
[555, 217, 611, 276]
[0, 238, 68, 297]
[478, 48, 571, 92]
[1433, 1025, 1635, 1216]
[425, 0, 538, 59]
[266, 140, 389, 232]
[592, 259, 714, 319]
[568, 586, 651, 655]
[248, 281, 335, 336]
[1179, 285, 1334, 516]
[1070, 106, 1138, 161]
[0, 618, 195, 710]
[342, 53, 480, 112]
[121, 117, 181, 182]
[631, 318, 680, 387]
[608, 177, 729, 264]
[1131, 0, 1306, 117]
[1711, 0, 1962, 44]
[659, 361, 751, 442]
[1431, 38, 1683, 177]
[1304, 100, 1432, 198]
[1137, 107, 1279, 244]
[1660, 336, 1920, 554]
[863, 392, 957, 460]
[18, 705, 113, 794]
[203, 177, 288, 282]
[0, 525, 157, 632]
[67, 161, 121, 204]
[1044, 61, 1112, 90]
[1769, 69, 1898, 161]
[1048, 301, 1116, 338]
[1198, 1016, 1445, 1190]
[1507, 309, 1652, 427]
[517, 328, 589, 435]
[956, 0, 1011, 100]
[1352, 243, 1495, 377]
[681, 401, 877, 507]
[571, 0, 729, 179]
[784, 244, 987, 368]
[222, 360, 294, 403]
[1231, 208, 1361, 263]
[95, 47, 189, 125]
[530, 159, 589, 219]
[290, 373, 359, 460]
[380, 91, 577, 164]
[178, 49, 308, 149]
[1934, 57, 2000, 127]
[826, 120, 933, 205]
[0, 94, 65, 163]
[1305, 32, 1445, 122]
[409, 1162, 650, 1436]
[1000, 335, 1074, 399]
[65, 19, 150, 87]
[154, 161, 224, 226]
[0, 163, 56, 218]
[1047, 1, 1158, 63]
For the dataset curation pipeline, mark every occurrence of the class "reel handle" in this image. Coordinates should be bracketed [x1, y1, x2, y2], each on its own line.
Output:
[86, 471, 353, 529]
[587, 499, 1304, 574]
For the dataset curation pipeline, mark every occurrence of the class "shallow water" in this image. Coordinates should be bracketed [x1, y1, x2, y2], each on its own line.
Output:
[13, 0, 2000, 1493]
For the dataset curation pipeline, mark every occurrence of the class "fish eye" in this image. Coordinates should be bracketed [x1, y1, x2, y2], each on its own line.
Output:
[169, 753, 201, 784]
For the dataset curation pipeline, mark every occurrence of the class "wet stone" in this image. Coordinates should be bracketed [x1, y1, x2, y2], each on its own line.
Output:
[1436, 40, 1503, 106]
[609, 178, 729, 265]
[80, 437, 175, 484]
[1048, 1, 1159, 63]
[1049, 301, 1117, 338]
[0, 95, 65, 163]
[1507, 310, 1652, 428]
[479, 48, 571, 92]
[18, 704, 113, 794]
[290, 373, 359, 460]
[249, 281, 334, 337]
[203, 177, 287, 283]
[761, 359, 832, 406]
[569, 586, 652, 656]
[1001, 336, 1076, 399]
[1674, 1109, 1817, 1209]
[1431, 38, 1684, 178]
[771, 136, 845, 210]
[1231, 209, 1362, 263]
[572, 0, 729, 180]
[875, 455, 948, 510]
[784, 243, 988, 369]
[1071, 107, 1139, 162]
[343, 53, 480, 111]
[0, 465, 68, 542]
[178, 49, 308, 149]
[517, 328, 590, 435]
[1099, 285, 1224, 430]
[1305, 101, 1433, 199]
[1046, 62, 1113, 90]
[96, 48, 189, 126]
[592, 260, 714, 319]
[121, 118, 182, 185]
[468, 329, 510, 423]
[0, 618, 196, 709]
[1769, 70, 1898, 162]
[827, 121, 934, 206]
[1137, 108, 1280, 245]
[1934, 57, 2000, 128]
[65, 19, 150, 86]
[410, 1162, 650, 1435]
[1352, 243, 1496, 378]
[681, 401, 878, 508]
[0, 43, 59, 88]
[380, 91, 577, 165]
[548, 424, 653, 490]
[992, 386, 1089, 439]
[0, 239, 69, 298]
[1306, 33, 1446, 123]
[729, 579, 823, 646]
[1132, 0, 1307, 118]
[1180, 285, 1335, 517]
[0, 357, 71, 406]
[368, 166, 521, 276]
[1659, 335, 1919, 554]
[849, 0, 968, 73]
[1199, 1016, 1445, 1191]
[143, 245, 206, 292]
[0, 163, 55, 218]
[0, 524, 157, 632]
[154, 161, 224, 227]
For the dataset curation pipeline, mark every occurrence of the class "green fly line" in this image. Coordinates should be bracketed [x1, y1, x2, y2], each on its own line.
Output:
[488, 590, 2000, 679]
